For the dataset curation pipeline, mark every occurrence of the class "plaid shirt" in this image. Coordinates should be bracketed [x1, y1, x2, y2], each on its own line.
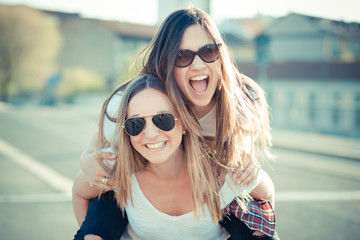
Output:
[228, 198, 276, 237]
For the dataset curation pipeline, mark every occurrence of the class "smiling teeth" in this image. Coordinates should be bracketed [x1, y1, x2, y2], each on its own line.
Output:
[146, 142, 165, 149]
[190, 75, 208, 81]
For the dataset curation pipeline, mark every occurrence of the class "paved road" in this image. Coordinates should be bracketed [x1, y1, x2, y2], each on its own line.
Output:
[0, 102, 359, 240]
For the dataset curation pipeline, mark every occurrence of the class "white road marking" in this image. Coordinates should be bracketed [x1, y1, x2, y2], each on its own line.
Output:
[0, 193, 71, 203]
[1, 191, 360, 203]
[0, 139, 360, 204]
[0, 138, 73, 198]
[276, 190, 360, 201]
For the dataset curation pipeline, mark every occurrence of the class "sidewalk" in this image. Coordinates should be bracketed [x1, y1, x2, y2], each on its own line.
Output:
[272, 129, 360, 160]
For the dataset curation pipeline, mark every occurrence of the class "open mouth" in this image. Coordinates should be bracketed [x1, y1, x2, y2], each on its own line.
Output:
[146, 141, 166, 150]
[190, 75, 208, 94]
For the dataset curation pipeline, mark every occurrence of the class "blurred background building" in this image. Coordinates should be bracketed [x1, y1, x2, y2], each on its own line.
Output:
[222, 13, 360, 137]
[0, 0, 359, 137]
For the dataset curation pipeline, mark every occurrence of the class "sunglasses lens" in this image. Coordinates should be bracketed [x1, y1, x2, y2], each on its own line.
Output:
[199, 45, 219, 63]
[152, 113, 175, 131]
[124, 114, 176, 136]
[175, 50, 194, 67]
[175, 44, 221, 68]
[124, 118, 145, 136]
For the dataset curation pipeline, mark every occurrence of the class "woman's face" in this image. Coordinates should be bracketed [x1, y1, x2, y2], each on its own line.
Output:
[127, 88, 184, 165]
[173, 24, 221, 117]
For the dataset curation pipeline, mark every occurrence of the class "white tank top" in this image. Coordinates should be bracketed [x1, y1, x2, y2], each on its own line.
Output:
[119, 173, 260, 240]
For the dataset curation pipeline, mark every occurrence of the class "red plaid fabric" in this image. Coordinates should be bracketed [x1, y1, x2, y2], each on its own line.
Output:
[228, 198, 276, 237]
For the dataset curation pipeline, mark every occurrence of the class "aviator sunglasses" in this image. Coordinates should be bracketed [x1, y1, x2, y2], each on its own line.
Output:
[175, 43, 222, 68]
[124, 113, 179, 136]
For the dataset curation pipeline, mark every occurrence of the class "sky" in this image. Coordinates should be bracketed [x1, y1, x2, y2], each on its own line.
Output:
[1, 0, 359, 25]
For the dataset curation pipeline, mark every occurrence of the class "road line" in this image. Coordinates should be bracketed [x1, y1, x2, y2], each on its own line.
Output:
[0, 102, 9, 112]
[0, 138, 73, 197]
[0, 193, 71, 203]
[276, 190, 360, 201]
[1, 191, 360, 204]
[1, 139, 359, 204]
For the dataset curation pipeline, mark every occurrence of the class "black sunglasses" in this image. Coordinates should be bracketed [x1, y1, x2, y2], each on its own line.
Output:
[175, 43, 222, 68]
[123, 113, 179, 136]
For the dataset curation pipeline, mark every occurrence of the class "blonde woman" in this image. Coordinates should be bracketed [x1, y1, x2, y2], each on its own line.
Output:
[74, 75, 273, 240]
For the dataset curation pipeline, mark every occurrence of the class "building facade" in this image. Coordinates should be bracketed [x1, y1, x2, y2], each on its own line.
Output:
[44, 7, 360, 137]
[260, 14, 360, 137]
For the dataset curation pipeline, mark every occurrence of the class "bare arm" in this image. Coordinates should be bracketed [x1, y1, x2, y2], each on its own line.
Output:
[249, 170, 275, 208]
[73, 130, 115, 226]
[80, 130, 115, 191]
[72, 171, 101, 226]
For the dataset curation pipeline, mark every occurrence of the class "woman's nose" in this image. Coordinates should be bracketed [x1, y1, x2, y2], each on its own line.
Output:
[143, 120, 159, 138]
[190, 55, 206, 70]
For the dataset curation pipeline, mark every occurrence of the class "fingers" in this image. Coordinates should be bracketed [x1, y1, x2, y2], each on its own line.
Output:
[101, 177, 114, 192]
[232, 154, 250, 179]
[100, 176, 114, 189]
[101, 176, 110, 186]
[106, 178, 115, 188]
[81, 148, 117, 192]
[237, 163, 260, 186]
[93, 176, 114, 192]
[92, 170, 113, 189]
[233, 154, 261, 187]
[90, 151, 116, 190]
[81, 151, 116, 186]
[95, 151, 117, 162]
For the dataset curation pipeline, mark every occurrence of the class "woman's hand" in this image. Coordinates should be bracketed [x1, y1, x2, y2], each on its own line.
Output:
[80, 131, 115, 192]
[232, 153, 261, 186]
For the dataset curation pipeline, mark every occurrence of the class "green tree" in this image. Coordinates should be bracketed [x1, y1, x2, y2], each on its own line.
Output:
[56, 67, 107, 100]
[0, 4, 61, 101]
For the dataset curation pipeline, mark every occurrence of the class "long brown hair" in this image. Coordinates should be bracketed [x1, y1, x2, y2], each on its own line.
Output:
[99, 75, 222, 222]
[139, 7, 274, 173]
[97, 7, 274, 222]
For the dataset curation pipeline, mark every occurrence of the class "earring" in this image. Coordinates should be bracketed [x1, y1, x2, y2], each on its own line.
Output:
[182, 130, 186, 135]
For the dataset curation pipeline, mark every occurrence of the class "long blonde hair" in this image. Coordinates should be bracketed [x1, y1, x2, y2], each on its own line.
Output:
[99, 75, 222, 222]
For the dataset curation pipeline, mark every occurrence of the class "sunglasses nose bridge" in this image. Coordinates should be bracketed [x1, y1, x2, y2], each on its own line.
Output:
[143, 117, 160, 138]
[190, 52, 206, 68]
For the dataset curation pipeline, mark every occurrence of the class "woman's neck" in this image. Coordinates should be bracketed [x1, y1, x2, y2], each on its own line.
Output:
[193, 97, 216, 119]
[145, 148, 186, 180]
